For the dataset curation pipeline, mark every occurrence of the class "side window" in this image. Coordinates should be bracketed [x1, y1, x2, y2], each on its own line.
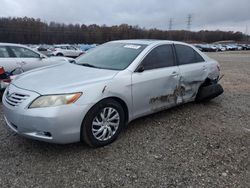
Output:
[67, 46, 76, 50]
[60, 46, 67, 50]
[10, 46, 40, 58]
[0, 46, 10, 58]
[141, 45, 175, 70]
[175, 44, 205, 65]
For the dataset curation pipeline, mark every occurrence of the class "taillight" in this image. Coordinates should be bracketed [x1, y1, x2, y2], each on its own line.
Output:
[2, 79, 11, 83]
[0, 66, 6, 74]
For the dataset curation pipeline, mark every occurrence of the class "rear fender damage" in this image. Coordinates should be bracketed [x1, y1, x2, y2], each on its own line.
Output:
[195, 83, 224, 102]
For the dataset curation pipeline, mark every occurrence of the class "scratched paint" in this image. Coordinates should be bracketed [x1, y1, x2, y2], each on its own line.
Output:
[149, 85, 186, 105]
[102, 85, 107, 93]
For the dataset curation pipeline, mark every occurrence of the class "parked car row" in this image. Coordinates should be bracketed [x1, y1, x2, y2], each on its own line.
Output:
[194, 43, 250, 52]
[0, 43, 75, 90]
[29, 44, 97, 58]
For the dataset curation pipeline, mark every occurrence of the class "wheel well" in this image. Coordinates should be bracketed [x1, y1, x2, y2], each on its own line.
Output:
[105, 97, 129, 123]
[80, 97, 129, 142]
[201, 78, 214, 87]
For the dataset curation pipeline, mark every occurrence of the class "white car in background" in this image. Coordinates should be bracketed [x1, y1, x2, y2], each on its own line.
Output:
[0, 43, 73, 74]
[52, 44, 84, 58]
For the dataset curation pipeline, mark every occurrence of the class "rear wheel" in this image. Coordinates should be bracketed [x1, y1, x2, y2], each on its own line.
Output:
[56, 53, 64, 56]
[81, 99, 125, 147]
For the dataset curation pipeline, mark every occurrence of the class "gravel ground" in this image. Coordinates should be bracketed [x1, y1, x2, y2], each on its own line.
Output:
[0, 51, 249, 188]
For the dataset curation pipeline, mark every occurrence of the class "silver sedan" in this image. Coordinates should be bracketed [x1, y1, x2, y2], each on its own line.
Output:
[3, 40, 223, 147]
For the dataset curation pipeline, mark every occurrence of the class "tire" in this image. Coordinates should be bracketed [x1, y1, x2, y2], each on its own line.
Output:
[56, 53, 64, 56]
[81, 99, 125, 147]
[195, 84, 224, 103]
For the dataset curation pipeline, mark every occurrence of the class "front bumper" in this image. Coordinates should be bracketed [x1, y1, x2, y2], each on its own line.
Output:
[2, 84, 90, 144]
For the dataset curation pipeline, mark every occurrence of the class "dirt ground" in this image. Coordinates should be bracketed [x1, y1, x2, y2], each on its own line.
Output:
[0, 51, 249, 188]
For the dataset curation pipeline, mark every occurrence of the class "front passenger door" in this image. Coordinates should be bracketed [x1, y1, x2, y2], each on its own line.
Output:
[9, 46, 43, 72]
[132, 44, 180, 118]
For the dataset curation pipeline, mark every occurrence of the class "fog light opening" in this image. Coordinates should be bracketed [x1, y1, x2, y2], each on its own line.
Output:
[37, 131, 52, 137]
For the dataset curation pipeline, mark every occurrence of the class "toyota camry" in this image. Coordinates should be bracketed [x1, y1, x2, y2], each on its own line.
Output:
[3, 40, 223, 147]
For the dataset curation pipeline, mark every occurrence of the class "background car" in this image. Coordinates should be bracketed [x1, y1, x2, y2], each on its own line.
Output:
[213, 44, 226, 52]
[194, 44, 218, 52]
[51, 44, 84, 58]
[0, 43, 74, 73]
[79, 44, 97, 51]
[35, 45, 54, 56]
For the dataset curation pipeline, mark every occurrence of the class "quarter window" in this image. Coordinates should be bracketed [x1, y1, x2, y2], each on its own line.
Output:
[141, 45, 175, 70]
[175, 44, 204, 65]
[0, 46, 10, 58]
[10, 46, 40, 58]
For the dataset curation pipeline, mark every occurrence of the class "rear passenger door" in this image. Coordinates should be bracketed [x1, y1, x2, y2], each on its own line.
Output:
[132, 44, 180, 118]
[174, 44, 207, 102]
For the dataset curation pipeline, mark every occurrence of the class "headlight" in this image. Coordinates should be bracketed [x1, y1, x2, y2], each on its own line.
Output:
[29, 92, 82, 108]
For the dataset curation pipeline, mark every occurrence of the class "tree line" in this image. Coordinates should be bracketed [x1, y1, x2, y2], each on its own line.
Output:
[0, 17, 246, 44]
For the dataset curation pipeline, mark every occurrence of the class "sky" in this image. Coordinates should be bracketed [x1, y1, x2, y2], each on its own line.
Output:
[0, 0, 250, 33]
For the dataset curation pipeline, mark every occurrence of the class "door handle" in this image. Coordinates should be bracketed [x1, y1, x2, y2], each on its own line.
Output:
[17, 61, 27, 65]
[203, 66, 207, 71]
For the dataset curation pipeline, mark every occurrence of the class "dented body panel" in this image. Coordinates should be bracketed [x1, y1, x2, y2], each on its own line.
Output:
[3, 40, 221, 144]
[178, 62, 207, 102]
[132, 66, 180, 118]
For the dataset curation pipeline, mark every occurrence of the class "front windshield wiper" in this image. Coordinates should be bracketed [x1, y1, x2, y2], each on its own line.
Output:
[79, 63, 98, 68]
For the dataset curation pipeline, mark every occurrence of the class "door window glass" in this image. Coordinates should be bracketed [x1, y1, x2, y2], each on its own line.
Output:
[10, 46, 40, 58]
[141, 45, 175, 70]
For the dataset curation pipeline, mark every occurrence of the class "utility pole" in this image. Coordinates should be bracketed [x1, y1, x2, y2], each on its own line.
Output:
[245, 25, 249, 41]
[168, 18, 173, 30]
[187, 14, 192, 31]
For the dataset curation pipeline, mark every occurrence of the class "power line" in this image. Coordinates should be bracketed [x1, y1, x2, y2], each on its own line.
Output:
[168, 18, 173, 30]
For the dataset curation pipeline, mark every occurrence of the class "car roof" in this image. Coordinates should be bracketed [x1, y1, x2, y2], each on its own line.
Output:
[110, 39, 188, 46]
[54, 44, 71, 47]
[0, 43, 28, 47]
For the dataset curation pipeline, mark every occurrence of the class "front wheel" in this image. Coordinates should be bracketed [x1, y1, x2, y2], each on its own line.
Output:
[81, 99, 125, 147]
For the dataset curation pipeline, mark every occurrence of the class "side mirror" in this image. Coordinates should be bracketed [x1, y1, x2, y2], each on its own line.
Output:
[39, 54, 46, 59]
[136, 65, 145, 73]
[70, 60, 76, 64]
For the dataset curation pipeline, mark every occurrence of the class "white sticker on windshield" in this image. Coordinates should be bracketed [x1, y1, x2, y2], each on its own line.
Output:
[124, 45, 141, 49]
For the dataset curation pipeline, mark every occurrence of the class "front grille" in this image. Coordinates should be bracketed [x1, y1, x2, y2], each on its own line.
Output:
[5, 92, 30, 107]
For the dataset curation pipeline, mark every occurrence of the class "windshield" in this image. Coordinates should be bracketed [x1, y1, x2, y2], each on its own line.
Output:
[76, 42, 147, 70]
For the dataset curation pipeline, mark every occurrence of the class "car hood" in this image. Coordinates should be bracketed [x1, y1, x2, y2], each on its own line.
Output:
[12, 62, 119, 95]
